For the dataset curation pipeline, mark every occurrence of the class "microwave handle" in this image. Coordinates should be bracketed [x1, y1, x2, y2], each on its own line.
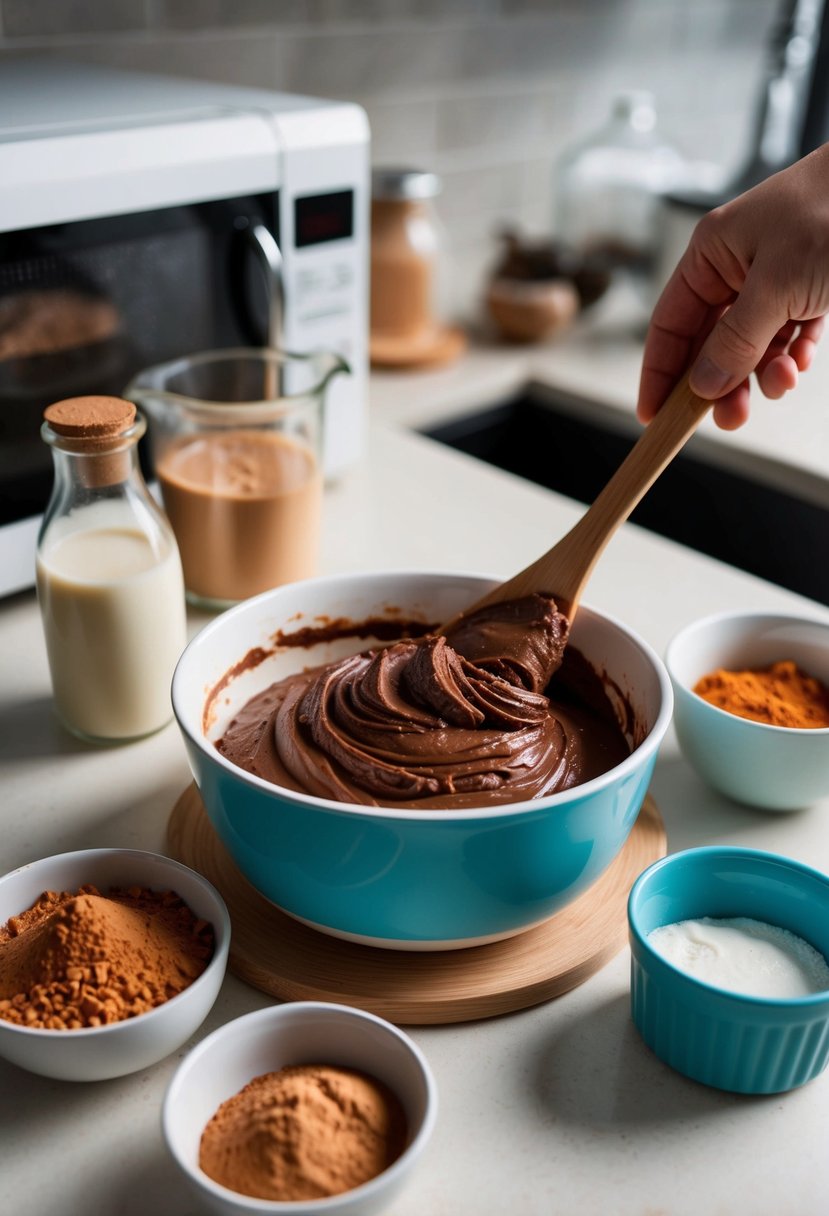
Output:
[244, 222, 284, 350]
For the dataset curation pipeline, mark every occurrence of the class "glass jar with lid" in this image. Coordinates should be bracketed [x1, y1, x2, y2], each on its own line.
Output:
[370, 168, 464, 368]
[554, 91, 685, 301]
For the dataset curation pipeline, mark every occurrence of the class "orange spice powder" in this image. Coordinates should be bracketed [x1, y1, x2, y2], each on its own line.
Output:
[693, 659, 829, 729]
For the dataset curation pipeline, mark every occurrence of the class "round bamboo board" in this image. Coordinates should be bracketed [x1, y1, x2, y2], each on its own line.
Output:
[168, 785, 665, 1025]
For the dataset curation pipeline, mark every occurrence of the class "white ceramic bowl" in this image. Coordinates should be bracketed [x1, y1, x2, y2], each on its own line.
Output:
[666, 610, 829, 810]
[0, 848, 230, 1081]
[163, 1001, 438, 1216]
[172, 569, 673, 949]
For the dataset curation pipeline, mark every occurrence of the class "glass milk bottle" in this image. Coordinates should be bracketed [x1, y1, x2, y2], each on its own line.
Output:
[36, 395, 187, 743]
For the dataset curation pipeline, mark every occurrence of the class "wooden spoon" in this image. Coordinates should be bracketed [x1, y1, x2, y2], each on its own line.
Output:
[445, 371, 712, 627]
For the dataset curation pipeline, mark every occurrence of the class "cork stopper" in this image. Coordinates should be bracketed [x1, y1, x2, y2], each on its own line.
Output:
[43, 396, 140, 489]
[44, 396, 136, 439]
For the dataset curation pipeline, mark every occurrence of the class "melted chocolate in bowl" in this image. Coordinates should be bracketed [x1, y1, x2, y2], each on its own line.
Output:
[216, 594, 631, 810]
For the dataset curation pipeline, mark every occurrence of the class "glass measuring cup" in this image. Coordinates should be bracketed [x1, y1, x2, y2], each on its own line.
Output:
[127, 347, 348, 610]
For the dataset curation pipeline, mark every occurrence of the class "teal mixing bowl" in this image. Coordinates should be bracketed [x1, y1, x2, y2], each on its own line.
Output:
[628, 847, 829, 1093]
[173, 570, 672, 949]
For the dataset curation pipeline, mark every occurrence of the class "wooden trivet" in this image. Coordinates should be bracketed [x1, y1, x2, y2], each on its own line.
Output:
[168, 785, 665, 1025]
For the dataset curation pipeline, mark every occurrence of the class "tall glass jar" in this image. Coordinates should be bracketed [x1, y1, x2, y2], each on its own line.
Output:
[370, 168, 444, 358]
[554, 91, 684, 301]
[36, 395, 187, 743]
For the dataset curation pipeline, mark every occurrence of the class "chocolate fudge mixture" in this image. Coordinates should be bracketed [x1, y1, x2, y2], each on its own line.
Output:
[216, 594, 630, 810]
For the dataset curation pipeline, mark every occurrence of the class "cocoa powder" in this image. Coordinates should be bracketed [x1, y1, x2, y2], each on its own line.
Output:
[0, 884, 214, 1030]
[199, 1064, 408, 1201]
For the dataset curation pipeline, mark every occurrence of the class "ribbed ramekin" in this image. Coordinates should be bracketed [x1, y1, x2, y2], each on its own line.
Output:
[628, 847, 829, 1094]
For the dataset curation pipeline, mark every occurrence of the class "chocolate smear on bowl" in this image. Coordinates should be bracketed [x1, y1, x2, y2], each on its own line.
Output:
[202, 613, 436, 735]
[272, 614, 436, 649]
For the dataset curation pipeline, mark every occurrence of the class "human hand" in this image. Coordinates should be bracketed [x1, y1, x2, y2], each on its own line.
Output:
[637, 144, 829, 429]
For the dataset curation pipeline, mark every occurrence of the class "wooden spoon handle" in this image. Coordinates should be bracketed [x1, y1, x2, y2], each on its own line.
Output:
[449, 371, 712, 625]
[551, 370, 711, 607]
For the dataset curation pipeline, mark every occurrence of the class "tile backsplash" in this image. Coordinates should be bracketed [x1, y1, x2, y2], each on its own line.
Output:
[0, 0, 778, 315]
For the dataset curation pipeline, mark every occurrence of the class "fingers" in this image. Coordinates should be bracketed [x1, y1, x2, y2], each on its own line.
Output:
[755, 355, 798, 399]
[641, 309, 826, 424]
[688, 266, 786, 400]
[637, 339, 685, 424]
[742, 317, 823, 398]
[711, 382, 751, 430]
[637, 144, 829, 428]
[752, 316, 824, 397]
[637, 267, 729, 423]
[789, 315, 824, 371]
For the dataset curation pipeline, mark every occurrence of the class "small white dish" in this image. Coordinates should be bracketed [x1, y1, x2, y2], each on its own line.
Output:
[162, 1001, 438, 1216]
[666, 610, 829, 810]
[0, 848, 230, 1081]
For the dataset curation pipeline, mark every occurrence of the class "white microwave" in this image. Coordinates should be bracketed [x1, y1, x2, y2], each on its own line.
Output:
[0, 59, 370, 596]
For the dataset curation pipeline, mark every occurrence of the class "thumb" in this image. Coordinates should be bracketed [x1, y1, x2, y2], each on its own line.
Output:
[689, 276, 786, 400]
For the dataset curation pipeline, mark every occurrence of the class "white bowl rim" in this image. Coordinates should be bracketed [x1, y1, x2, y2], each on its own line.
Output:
[665, 608, 829, 737]
[162, 1000, 439, 1212]
[628, 844, 829, 1007]
[173, 567, 674, 822]
[0, 847, 230, 1040]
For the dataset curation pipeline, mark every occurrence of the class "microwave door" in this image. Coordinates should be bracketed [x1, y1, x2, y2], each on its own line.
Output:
[0, 195, 281, 597]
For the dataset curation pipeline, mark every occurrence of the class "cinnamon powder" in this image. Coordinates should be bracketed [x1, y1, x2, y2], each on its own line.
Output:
[0, 885, 214, 1030]
[694, 660, 829, 728]
[199, 1064, 408, 1201]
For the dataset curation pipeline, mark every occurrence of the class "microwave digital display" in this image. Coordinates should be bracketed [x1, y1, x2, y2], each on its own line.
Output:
[294, 190, 354, 248]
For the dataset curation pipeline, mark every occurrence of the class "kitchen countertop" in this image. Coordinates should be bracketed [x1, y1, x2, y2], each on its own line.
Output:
[3, 412, 829, 1215]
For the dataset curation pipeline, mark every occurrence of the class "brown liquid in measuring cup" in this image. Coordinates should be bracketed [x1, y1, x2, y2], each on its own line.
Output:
[157, 430, 322, 605]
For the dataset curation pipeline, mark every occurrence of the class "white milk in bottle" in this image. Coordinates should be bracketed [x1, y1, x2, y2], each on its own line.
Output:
[36, 396, 187, 742]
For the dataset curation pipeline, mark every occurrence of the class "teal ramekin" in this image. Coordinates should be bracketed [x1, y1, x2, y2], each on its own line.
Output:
[628, 847, 829, 1094]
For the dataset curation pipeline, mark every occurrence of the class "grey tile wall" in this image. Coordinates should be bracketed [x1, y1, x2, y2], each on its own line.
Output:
[3, 0, 147, 37]
[0, 0, 780, 315]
